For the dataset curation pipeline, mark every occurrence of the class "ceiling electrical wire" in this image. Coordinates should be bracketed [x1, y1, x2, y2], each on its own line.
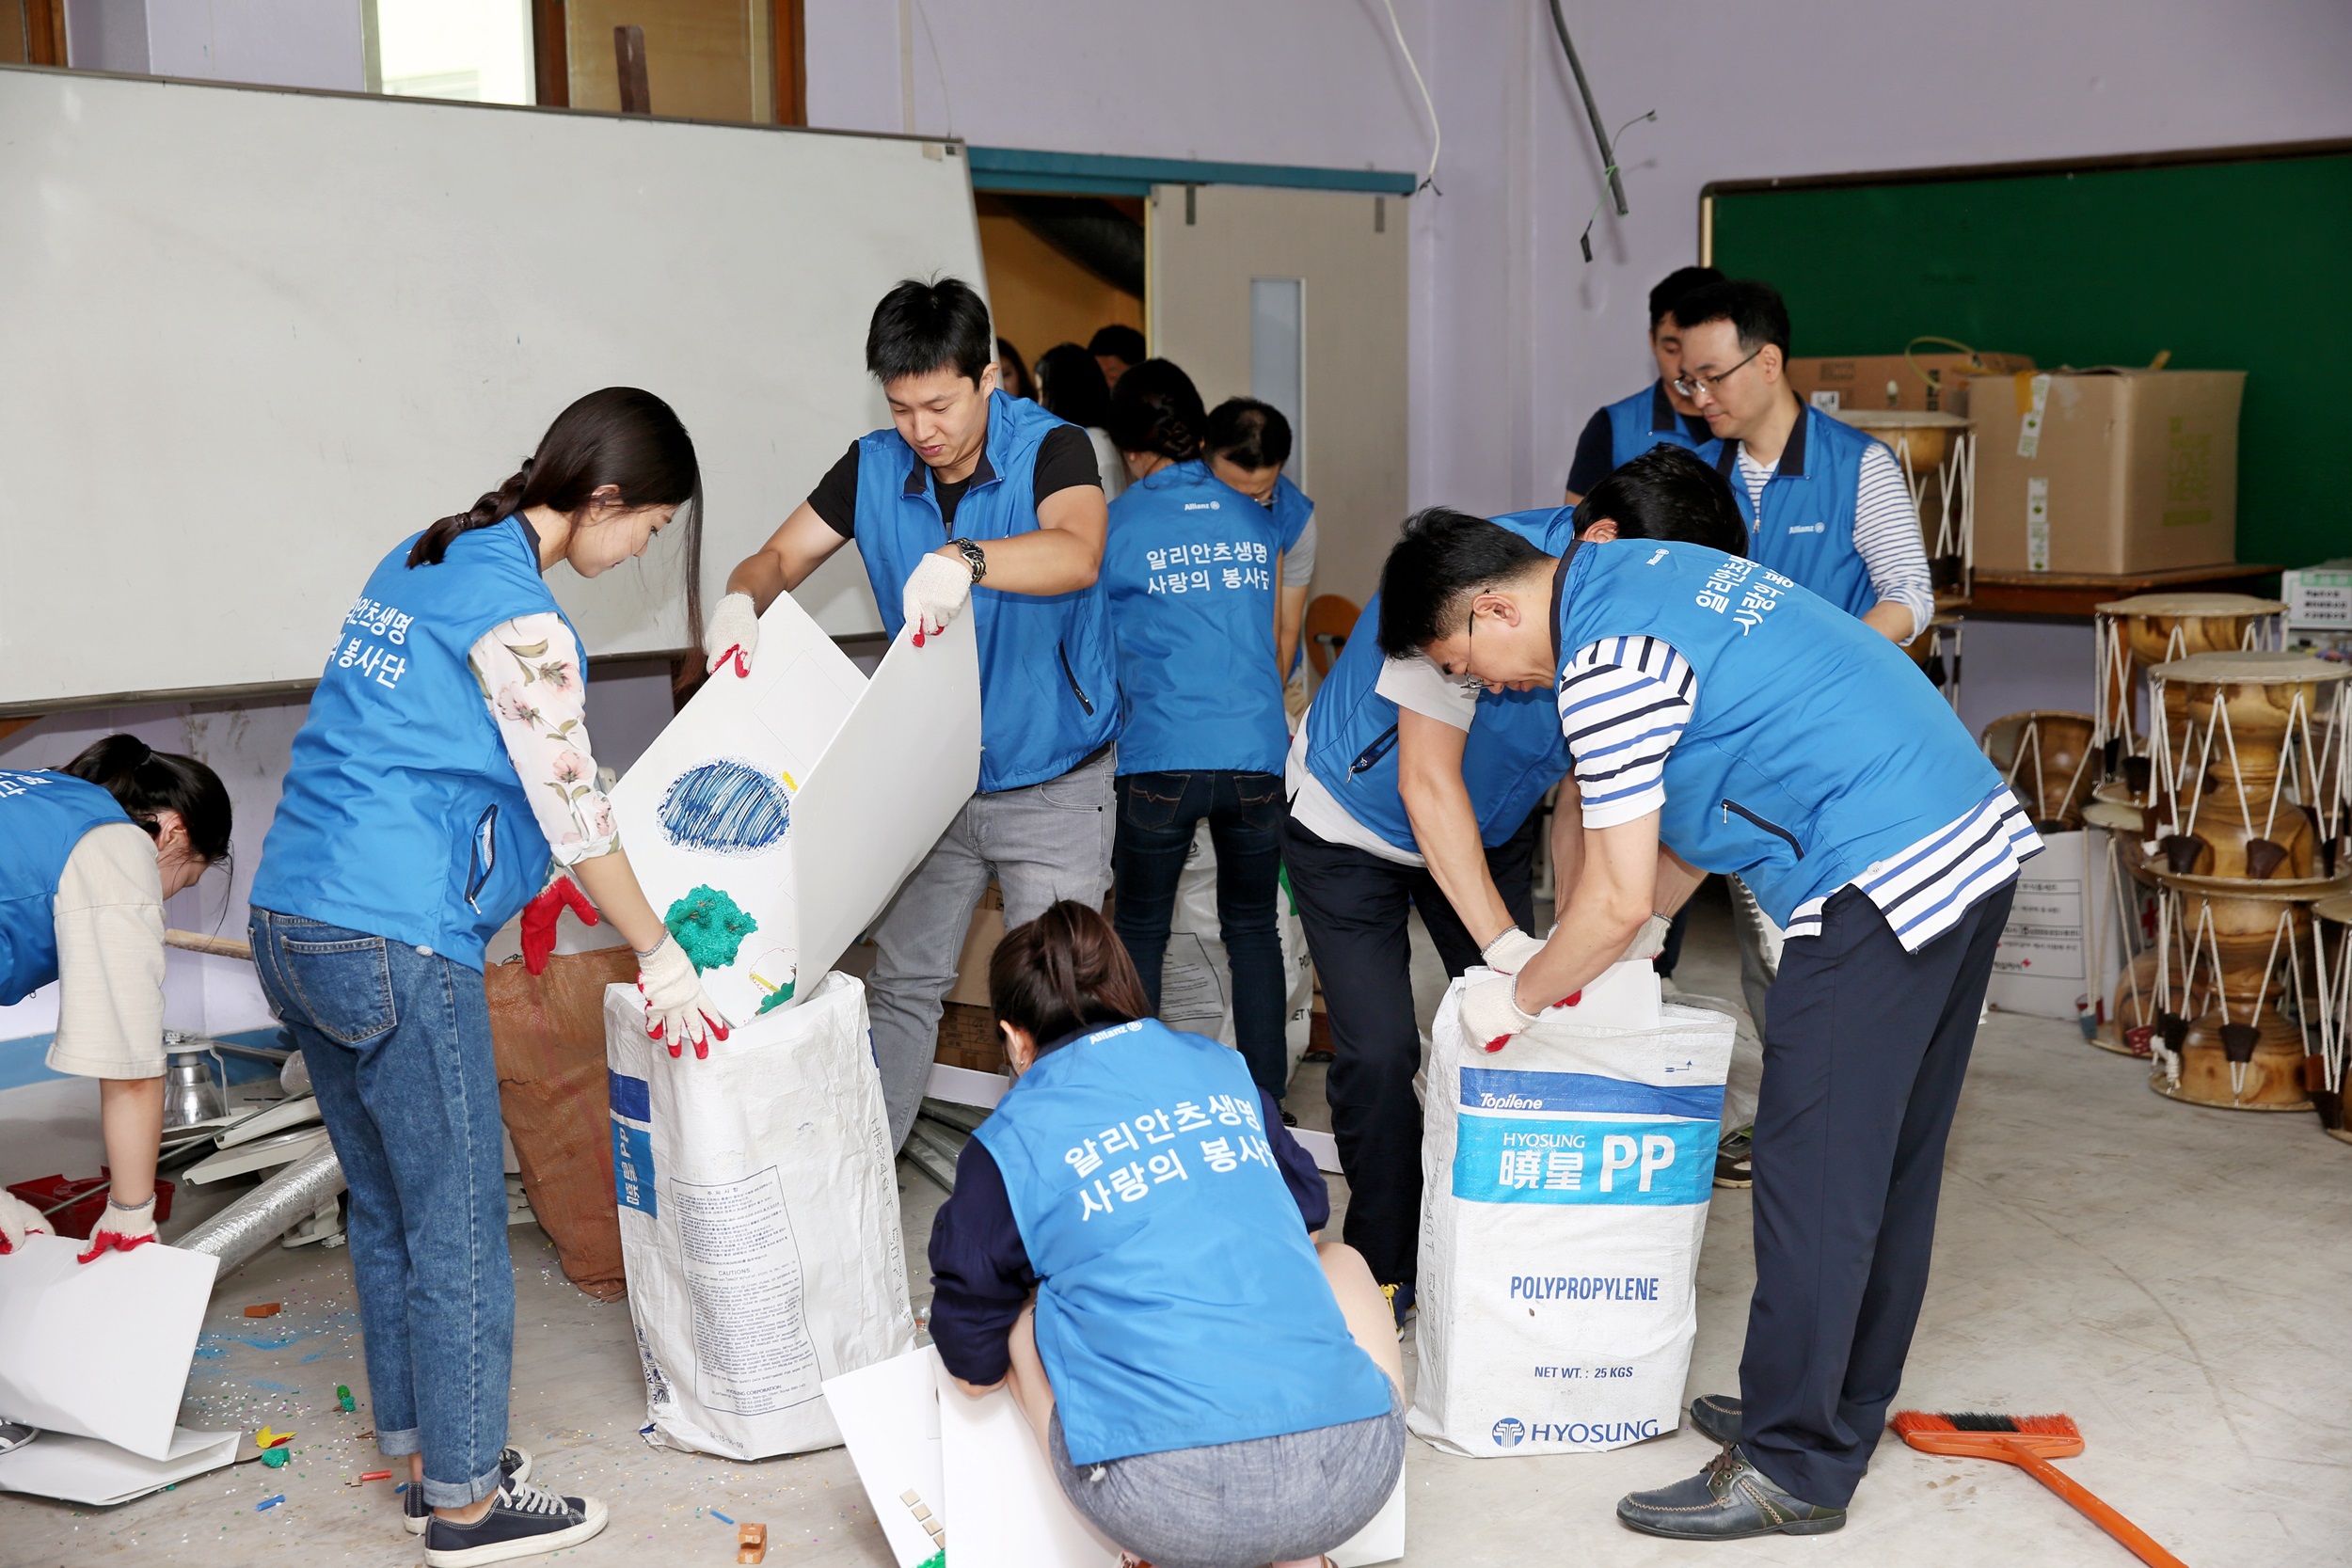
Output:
[1378, 0, 1441, 194]
[1577, 110, 1657, 261]
[1547, 0, 1623, 211]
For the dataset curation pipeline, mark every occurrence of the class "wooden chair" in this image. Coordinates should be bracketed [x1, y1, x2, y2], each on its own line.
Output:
[1304, 594, 1360, 678]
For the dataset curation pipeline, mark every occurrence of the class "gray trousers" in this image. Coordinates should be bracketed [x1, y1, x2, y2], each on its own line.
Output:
[866, 746, 1117, 1149]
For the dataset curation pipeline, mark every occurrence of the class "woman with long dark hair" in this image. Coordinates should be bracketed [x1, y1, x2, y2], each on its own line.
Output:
[246, 388, 721, 1566]
[930, 901, 1405, 1568]
[0, 736, 230, 1264]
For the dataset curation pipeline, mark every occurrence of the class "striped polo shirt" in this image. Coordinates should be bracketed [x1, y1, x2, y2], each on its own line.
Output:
[1560, 635, 2039, 950]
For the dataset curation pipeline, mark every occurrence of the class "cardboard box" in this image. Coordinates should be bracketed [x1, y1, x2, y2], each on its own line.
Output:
[1787, 351, 2034, 420]
[2284, 559, 2352, 630]
[1967, 369, 2244, 576]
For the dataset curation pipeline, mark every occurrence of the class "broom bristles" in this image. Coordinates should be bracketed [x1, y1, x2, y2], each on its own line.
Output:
[1891, 1410, 2081, 1439]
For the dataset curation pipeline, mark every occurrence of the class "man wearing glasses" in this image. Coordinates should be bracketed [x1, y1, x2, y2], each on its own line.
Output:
[1667, 280, 1940, 1151]
[1669, 278, 1933, 645]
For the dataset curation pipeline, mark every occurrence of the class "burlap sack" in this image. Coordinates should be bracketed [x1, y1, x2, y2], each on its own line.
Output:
[485, 948, 638, 1302]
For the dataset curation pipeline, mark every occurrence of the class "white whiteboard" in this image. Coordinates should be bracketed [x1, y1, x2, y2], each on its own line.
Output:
[0, 67, 983, 710]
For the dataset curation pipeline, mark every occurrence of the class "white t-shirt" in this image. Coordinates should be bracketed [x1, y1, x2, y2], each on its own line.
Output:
[1285, 655, 1477, 865]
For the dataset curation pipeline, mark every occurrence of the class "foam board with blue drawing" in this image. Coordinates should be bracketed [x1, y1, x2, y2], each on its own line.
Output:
[609, 585, 979, 1026]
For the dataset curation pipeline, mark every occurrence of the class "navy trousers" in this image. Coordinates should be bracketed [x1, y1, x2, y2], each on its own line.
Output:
[1738, 880, 2014, 1509]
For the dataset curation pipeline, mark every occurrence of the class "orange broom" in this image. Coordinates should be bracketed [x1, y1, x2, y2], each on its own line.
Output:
[1889, 1411, 2188, 1568]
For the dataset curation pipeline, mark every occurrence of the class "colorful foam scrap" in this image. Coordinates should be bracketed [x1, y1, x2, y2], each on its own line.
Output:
[662, 885, 759, 971]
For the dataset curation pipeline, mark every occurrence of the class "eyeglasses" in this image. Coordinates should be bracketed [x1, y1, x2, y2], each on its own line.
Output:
[1456, 608, 1485, 694]
[1673, 346, 1761, 401]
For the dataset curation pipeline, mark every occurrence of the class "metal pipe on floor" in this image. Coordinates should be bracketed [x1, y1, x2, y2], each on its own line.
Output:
[176, 1143, 346, 1277]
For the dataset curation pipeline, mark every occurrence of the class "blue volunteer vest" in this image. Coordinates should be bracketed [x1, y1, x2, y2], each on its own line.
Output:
[251, 518, 570, 969]
[975, 1018, 1394, 1465]
[851, 389, 1121, 793]
[1303, 507, 1579, 852]
[0, 770, 135, 1006]
[1103, 462, 1291, 776]
[1555, 540, 2002, 925]
[1715, 405, 1879, 618]
[1602, 380, 1719, 469]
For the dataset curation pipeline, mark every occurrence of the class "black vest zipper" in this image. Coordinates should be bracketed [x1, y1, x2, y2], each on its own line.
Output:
[1722, 799, 1804, 858]
[1349, 725, 1401, 778]
[1057, 641, 1095, 716]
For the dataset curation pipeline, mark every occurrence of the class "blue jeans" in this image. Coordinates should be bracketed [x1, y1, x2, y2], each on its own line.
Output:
[1111, 769, 1289, 1101]
[248, 908, 512, 1508]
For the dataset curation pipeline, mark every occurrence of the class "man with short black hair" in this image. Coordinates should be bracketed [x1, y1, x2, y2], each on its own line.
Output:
[1562, 264, 1723, 504]
[1667, 278, 1932, 646]
[711, 277, 1120, 1150]
[1089, 325, 1147, 391]
[1375, 509, 2035, 1541]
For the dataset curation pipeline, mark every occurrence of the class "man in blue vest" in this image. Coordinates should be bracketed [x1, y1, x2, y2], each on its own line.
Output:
[1561, 265, 1723, 504]
[1375, 512, 2036, 1539]
[1667, 277, 1943, 1132]
[712, 277, 1120, 1151]
[1669, 278, 1933, 642]
[1280, 505, 1586, 1327]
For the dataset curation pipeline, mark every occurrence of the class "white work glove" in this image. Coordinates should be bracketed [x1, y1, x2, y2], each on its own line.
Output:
[0, 1191, 51, 1255]
[1479, 927, 1548, 975]
[636, 935, 731, 1061]
[1622, 912, 1672, 963]
[76, 1196, 157, 1263]
[705, 592, 758, 678]
[1460, 973, 1539, 1055]
[902, 551, 974, 646]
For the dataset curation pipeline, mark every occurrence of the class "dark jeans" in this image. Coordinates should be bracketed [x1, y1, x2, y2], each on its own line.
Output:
[1281, 810, 1538, 1288]
[248, 908, 513, 1509]
[1112, 769, 1290, 1101]
[1739, 881, 2014, 1509]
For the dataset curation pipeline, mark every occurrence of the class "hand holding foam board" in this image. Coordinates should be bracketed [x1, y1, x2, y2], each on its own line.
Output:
[611, 588, 979, 1025]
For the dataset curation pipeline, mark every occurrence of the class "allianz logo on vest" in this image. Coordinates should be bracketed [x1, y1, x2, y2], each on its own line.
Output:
[1491, 1416, 1661, 1448]
[1787, 522, 1827, 534]
[1182, 500, 1223, 511]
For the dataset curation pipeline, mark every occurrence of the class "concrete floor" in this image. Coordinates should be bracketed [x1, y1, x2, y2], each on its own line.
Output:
[7, 883, 2349, 1567]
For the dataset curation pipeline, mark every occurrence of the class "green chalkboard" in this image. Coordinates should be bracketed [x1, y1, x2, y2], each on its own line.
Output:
[1707, 149, 2352, 570]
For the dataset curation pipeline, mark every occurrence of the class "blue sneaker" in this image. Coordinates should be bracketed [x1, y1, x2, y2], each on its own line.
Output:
[1381, 1281, 1416, 1337]
[403, 1447, 534, 1535]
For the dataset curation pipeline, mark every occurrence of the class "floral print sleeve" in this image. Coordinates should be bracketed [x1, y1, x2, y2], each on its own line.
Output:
[468, 613, 618, 867]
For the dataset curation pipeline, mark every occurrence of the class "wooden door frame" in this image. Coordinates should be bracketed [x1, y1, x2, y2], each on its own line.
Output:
[529, 0, 804, 123]
[23, 0, 65, 66]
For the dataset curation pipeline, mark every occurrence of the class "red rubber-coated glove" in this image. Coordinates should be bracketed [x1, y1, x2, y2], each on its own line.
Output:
[704, 592, 758, 678]
[637, 936, 731, 1061]
[0, 1191, 51, 1255]
[519, 876, 599, 975]
[77, 1196, 157, 1263]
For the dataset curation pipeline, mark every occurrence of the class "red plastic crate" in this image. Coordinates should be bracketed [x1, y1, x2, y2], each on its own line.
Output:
[6, 1170, 175, 1241]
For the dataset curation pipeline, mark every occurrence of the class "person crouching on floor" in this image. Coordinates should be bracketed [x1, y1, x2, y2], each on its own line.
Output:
[928, 901, 1404, 1568]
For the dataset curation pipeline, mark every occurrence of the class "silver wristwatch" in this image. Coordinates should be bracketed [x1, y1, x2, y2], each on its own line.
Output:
[947, 536, 988, 583]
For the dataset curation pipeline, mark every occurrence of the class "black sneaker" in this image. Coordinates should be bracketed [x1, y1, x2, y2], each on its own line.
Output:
[422, 1476, 606, 1567]
[1713, 1129, 1754, 1189]
[404, 1447, 535, 1535]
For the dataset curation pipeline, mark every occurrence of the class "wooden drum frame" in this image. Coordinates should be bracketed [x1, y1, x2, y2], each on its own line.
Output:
[2312, 894, 2352, 1145]
[2145, 871, 2344, 1113]
[2091, 593, 2282, 785]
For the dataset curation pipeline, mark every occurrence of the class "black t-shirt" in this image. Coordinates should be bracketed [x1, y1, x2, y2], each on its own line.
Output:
[1563, 401, 1713, 498]
[808, 424, 1102, 537]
